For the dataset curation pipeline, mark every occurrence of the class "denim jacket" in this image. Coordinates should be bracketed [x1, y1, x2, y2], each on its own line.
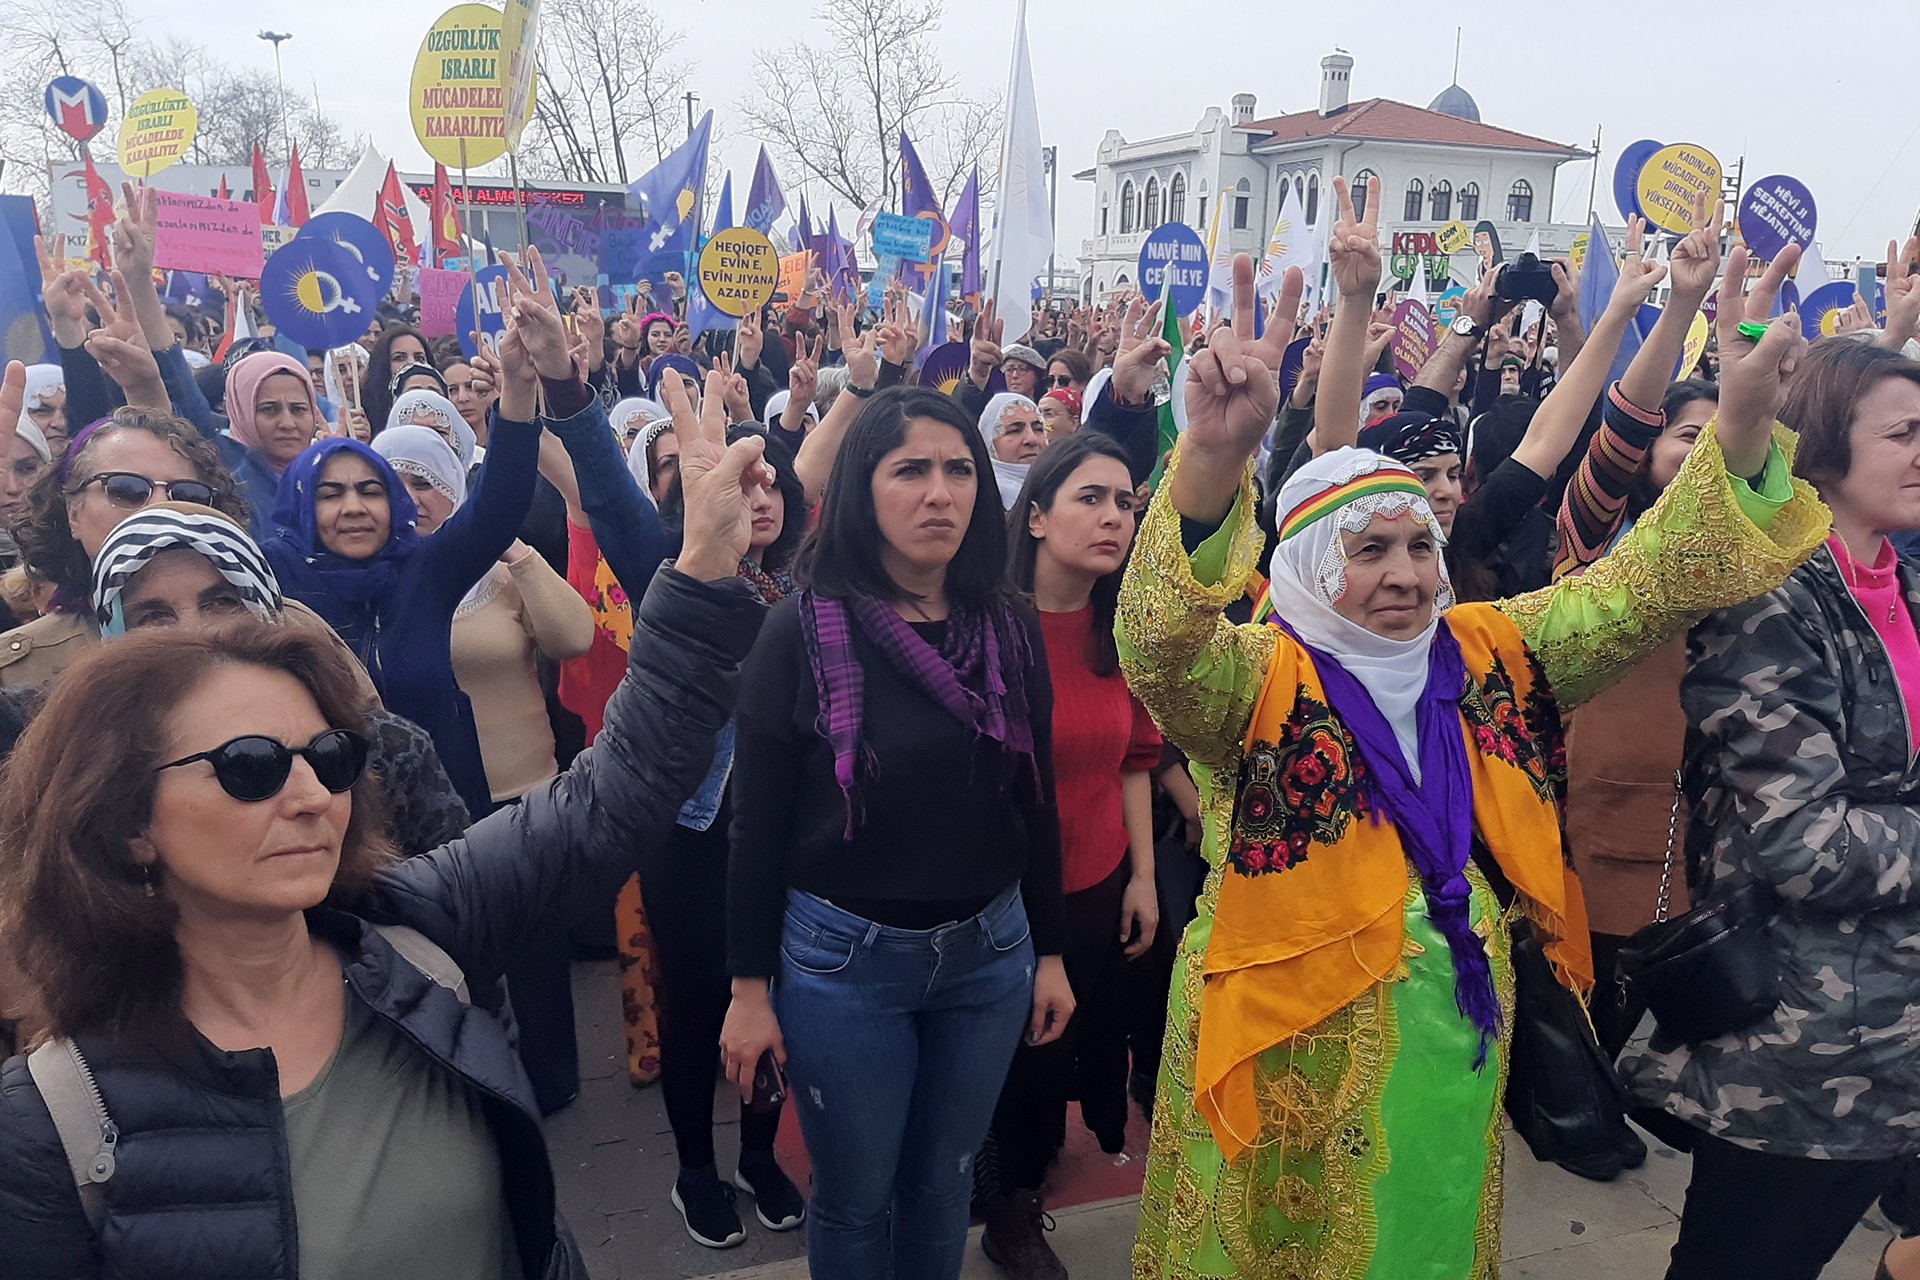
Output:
[677, 722, 735, 831]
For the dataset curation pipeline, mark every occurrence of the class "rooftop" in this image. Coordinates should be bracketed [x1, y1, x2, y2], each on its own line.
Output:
[1241, 97, 1585, 157]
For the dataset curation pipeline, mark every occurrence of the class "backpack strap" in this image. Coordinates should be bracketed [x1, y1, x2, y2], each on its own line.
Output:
[26, 1038, 115, 1235]
[372, 923, 470, 1005]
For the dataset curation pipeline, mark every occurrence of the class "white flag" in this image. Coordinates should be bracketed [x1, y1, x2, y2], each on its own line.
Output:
[1203, 196, 1233, 314]
[984, 0, 1053, 342]
[1796, 240, 1832, 295]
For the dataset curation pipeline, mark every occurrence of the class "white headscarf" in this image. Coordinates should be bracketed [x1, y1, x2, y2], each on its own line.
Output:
[373, 425, 466, 509]
[978, 391, 1040, 509]
[1267, 447, 1454, 773]
[22, 364, 62, 415]
[628, 417, 675, 501]
[372, 423, 502, 615]
[388, 388, 477, 470]
[610, 397, 668, 448]
[17, 365, 63, 461]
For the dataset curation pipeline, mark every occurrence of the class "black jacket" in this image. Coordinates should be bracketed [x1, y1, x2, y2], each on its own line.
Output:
[0, 567, 766, 1280]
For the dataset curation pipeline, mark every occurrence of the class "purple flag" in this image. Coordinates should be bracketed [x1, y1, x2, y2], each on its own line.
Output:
[948, 166, 982, 310]
[745, 146, 786, 238]
[896, 133, 948, 287]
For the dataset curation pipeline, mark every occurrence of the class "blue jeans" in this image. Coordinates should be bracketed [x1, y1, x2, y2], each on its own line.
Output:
[774, 886, 1035, 1280]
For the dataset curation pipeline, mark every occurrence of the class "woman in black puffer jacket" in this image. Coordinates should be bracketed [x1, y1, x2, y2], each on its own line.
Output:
[0, 375, 773, 1280]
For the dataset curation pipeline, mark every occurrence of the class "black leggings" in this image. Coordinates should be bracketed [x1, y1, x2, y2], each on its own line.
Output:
[638, 811, 781, 1171]
[1666, 1131, 1905, 1279]
[988, 857, 1133, 1193]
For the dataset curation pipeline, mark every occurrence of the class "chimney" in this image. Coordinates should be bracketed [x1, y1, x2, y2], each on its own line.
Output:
[1319, 51, 1354, 116]
[1231, 93, 1256, 126]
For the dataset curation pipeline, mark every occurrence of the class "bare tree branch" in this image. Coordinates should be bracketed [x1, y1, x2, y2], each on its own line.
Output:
[736, 0, 1000, 214]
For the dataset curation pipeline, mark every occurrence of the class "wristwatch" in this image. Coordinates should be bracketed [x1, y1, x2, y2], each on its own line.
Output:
[1449, 315, 1483, 340]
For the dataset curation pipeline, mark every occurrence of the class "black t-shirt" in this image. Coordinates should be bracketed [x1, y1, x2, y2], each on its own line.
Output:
[726, 596, 1065, 976]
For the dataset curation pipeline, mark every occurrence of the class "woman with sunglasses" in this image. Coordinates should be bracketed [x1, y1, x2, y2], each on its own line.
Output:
[0, 384, 777, 1279]
[0, 403, 250, 690]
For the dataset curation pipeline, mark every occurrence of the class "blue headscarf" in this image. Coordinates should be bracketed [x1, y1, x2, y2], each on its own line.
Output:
[644, 353, 701, 403]
[265, 438, 420, 645]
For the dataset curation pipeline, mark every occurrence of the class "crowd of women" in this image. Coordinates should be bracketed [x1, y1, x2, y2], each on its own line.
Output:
[0, 169, 1918, 1280]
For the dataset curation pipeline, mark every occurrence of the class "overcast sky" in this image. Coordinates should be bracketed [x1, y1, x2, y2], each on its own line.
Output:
[129, 0, 1919, 265]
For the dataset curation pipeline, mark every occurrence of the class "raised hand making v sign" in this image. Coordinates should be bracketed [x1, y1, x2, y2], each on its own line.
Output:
[1167, 254, 1305, 523]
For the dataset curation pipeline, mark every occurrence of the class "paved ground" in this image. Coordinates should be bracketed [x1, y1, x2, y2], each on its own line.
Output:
[550, 959, 1894, 1279]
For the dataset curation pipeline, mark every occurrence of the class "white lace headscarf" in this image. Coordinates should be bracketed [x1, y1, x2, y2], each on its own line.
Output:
[1266, 447, 1453, 769]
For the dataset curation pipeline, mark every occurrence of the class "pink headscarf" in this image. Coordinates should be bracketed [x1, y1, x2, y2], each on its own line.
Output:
[224, 353, 318, 463]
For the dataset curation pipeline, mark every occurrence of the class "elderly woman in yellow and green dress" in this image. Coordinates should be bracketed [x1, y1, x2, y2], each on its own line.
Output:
[1122, 177, 1828, 1280]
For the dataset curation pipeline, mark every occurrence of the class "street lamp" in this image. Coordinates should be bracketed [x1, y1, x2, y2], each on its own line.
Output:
[258, 31, 293, 159]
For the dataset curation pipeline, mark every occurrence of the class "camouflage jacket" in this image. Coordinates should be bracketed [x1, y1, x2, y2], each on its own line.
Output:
[1621, 545, 1920, 1158]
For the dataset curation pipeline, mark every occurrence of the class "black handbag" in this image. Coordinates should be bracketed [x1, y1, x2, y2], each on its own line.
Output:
[1616, 771, 1781, 1045]
[1504, 914, 1639, 1175]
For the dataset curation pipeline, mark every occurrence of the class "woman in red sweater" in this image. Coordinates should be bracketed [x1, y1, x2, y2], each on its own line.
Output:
[982, 432, 1162, 1279]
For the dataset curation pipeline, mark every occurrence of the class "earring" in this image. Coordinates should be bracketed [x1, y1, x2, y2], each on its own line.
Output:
[140, 865, 156, 899]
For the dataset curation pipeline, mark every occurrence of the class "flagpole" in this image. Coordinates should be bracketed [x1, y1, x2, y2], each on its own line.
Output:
[459, 137, 484, 357]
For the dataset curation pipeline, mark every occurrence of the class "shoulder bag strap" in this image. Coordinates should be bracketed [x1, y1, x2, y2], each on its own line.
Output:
[25, 1037, 114, 1234]
[372, 923, 471, 1005]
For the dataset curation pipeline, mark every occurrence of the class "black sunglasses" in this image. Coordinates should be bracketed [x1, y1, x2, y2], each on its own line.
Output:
[74, 472, 217, 510]
[1046, 374, 1073, 388]
[157, 730, 370, 803]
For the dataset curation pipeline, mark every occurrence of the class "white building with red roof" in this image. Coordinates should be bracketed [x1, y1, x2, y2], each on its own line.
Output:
[1073, 51, 1596, 301]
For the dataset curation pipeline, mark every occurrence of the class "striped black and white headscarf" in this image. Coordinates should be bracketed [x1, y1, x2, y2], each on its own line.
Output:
[91, 503, 282, 636]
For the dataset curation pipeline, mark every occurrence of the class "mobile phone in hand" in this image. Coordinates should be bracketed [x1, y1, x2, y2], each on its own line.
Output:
[748, 1050, 786, 1114]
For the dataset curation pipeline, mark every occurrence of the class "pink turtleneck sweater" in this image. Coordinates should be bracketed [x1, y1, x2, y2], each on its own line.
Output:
[1828, 533, 1920, 751]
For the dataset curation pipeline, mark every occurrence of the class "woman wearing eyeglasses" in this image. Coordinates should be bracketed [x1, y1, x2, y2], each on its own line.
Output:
[0, 389, 776, 1279]
[0, 403, 252, 690]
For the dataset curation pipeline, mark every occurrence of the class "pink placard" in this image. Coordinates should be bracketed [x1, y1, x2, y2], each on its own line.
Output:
[419, 267, 469, 338]
[152, 191, 265, 279]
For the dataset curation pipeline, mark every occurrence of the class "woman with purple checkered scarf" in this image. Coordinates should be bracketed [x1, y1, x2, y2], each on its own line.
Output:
[720, 386, 1074, 1280]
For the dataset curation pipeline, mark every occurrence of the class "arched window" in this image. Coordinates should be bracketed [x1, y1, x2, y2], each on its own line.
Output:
[1506, 179, 1533, 223]
[1119, 180, 1136, 234]
[1429, 180, 1452, 222]
[1295, 174, 1306, 204]
[1168, 172, 1186, 224]
[1144, 176, 1161, 228]
[1403, 178, 1425, 222]
[1458, 182, 1480, 221]
[1305, 173, 1320, 225]
[1352, 169, 1377, 221]
[1233, 176, 1251, 230]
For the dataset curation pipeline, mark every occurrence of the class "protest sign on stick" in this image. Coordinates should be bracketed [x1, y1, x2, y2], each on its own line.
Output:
[152, 192, 265, 279]
[872, 212, 934, 264]
[410, 5, 513, 169]
[418, 266, 469, 337]
[698, 228, 779, 317]
[118, 89, 197, 178]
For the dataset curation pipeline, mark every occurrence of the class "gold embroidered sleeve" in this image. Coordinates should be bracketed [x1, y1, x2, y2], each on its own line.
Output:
[1117, 451, 1277, 773]
[1497, 418, 1830, 709]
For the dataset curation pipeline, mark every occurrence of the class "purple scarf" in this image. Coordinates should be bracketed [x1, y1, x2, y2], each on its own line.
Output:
[1280, 618, 1501, 1065]
[799, 591, 1036, 836]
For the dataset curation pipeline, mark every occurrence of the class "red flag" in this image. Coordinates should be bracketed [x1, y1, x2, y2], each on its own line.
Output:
[81, 152, 114, 272]
[250, 143, 276, 226]
[373, 162, 417, 269]
[284, 144, 311, 227]
[430, 162, 463, 267]
[216, 173, 231, 201]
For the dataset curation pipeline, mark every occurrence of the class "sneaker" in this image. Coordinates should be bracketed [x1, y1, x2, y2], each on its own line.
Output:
[733, 1153, 807, 1231]
[981, 1189, 1068, 1280]
[670, 1165, 746, 1249]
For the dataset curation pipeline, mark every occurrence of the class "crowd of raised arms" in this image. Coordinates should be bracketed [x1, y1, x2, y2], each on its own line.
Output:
[3, 169, 1920, 1280]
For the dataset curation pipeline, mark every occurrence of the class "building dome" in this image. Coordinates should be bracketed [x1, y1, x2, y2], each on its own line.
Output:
[1427, 83, 1480, 122]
